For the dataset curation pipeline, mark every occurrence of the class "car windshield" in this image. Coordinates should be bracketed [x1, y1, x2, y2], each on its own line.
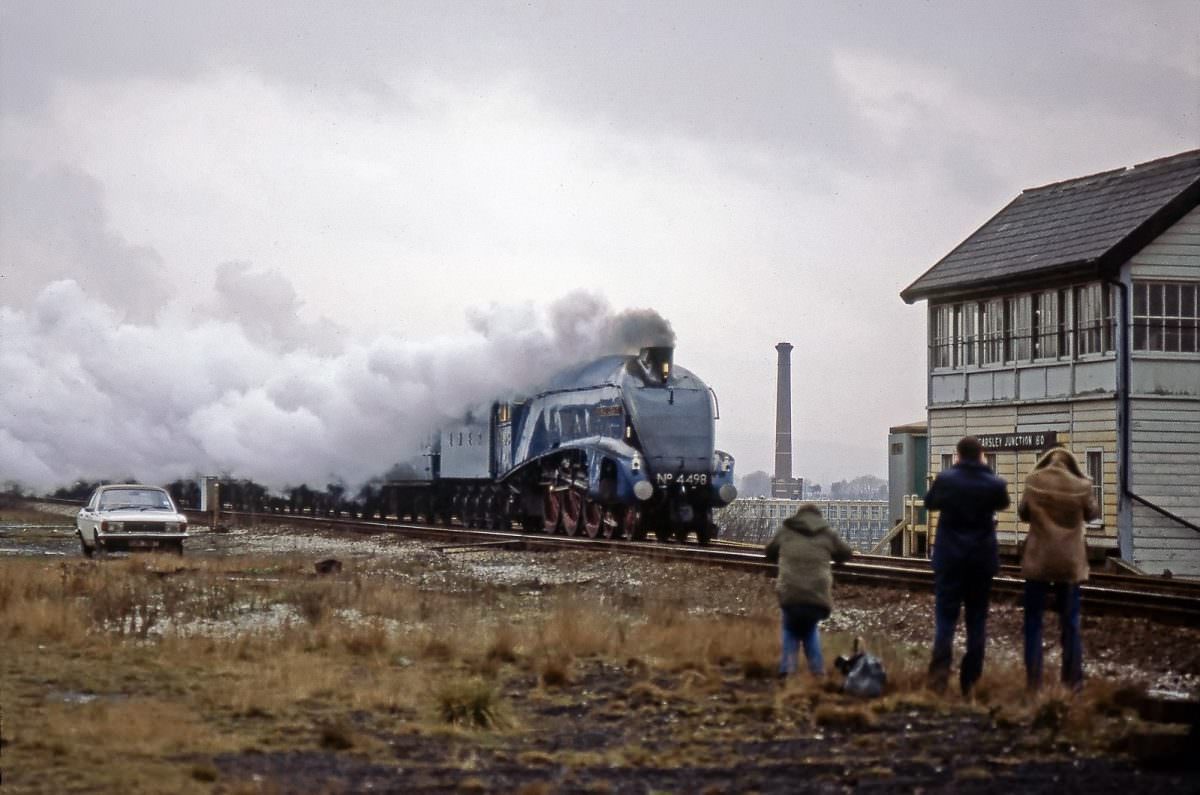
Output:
[99, 488, 173, 511]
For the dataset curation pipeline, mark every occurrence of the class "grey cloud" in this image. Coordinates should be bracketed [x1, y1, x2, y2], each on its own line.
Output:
[4, 1, 1194, 174]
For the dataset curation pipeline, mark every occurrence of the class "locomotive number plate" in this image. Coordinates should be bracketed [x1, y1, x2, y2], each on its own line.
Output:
[655, 473, 709, 485]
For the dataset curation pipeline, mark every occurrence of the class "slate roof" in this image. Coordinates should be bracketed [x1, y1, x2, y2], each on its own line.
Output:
[901, 149, 1200, 303]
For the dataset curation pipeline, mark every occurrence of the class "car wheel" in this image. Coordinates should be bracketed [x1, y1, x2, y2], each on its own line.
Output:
[170, 541, 185, 556]
[80, 534, 94, 558]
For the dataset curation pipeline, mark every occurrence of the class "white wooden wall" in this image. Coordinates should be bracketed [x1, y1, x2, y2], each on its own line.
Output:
[1127, 203, 1200, 576]
[1130, 205, 1200, 278]
[1128, 397, 1200, 575]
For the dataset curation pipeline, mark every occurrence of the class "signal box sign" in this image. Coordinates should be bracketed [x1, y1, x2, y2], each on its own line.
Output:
[977, 431, 1058, 452]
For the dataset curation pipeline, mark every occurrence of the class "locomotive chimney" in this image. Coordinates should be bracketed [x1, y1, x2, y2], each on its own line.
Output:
[774, 342, 794, 481]
[639, 346, 674, 384]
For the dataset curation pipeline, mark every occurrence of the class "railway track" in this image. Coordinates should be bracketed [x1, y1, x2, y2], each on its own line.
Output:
[186, 507, 1200, 625]
[719, 540, 1200, 597]
[27, 499, 1200, 623]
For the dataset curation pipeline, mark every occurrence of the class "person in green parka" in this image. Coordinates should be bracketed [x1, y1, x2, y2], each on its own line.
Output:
[765, 503, 854, 676]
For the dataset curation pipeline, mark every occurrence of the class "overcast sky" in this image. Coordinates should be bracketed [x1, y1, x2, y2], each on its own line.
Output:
[2, 1, 1198, 491]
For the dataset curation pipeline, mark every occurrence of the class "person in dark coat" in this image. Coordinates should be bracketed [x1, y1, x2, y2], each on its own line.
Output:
[765, 503, 854, 677]
[924, 436, 1010, 696]
[1017, 447, 1099, 691]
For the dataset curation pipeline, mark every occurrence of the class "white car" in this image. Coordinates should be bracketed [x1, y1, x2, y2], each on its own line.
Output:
[76, 484, 189, 556]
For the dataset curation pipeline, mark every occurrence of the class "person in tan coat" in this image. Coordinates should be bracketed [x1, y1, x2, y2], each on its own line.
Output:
[1017, 447, 1099, 690]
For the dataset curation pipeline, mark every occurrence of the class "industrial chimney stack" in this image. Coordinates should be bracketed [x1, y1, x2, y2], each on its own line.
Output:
[771, 342, 803, 499]
[774, 342, 794, 482]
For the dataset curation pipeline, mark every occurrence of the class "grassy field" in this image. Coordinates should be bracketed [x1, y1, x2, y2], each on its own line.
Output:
[1, 533, 1191, 792]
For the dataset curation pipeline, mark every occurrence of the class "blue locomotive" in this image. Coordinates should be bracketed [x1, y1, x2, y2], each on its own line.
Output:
[384, 345, 737, 543]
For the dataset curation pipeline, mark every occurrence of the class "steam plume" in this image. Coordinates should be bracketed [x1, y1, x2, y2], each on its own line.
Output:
[0, 278, 674, 492]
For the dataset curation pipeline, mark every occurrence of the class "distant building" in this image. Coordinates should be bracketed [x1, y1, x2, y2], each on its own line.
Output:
[770, 476, 804, 500]
[717, 497, 890, 552]
[886, 421, 929, 555]
[901, 149, 1200, 575]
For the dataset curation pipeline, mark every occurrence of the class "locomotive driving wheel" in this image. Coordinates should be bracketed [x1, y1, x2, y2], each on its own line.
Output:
[542, 487, 562, 533]
[561, 488, 583, 536]
[581, 498, 604, 538]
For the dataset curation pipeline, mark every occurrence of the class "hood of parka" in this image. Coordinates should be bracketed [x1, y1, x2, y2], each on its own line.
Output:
[1027, 448, 1091, 497]
[782, 504, 827, 536]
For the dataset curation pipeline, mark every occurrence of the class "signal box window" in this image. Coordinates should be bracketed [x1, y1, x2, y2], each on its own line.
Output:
[1075, 283, 1114, 355]
[1133, 281, 1199, 353]
[932, 305, 954, 368]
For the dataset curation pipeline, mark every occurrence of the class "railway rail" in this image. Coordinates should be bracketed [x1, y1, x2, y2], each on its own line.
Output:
[721, 539, 1200, 598]
[183, 506, 1200, 625]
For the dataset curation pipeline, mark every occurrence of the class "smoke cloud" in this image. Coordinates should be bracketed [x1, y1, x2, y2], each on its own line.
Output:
[604, 307, 676, 351]
[0, 158, 676, 493]
[0, 274, 674, 493]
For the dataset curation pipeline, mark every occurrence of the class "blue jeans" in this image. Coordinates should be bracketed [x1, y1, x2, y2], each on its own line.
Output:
[929, 563, 992, 695]
[1024, 581, 1083, 690]
[779, 604, 828, 676]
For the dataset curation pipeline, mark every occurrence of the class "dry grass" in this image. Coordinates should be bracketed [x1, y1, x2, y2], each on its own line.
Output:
[435, 677, 508, 729]
[341, 619, 392, 656]
[0, 544, 1163, 791]
[538, 652, 574, 687]
[42, 697, 219, 755]
[486, 622, 521, 663]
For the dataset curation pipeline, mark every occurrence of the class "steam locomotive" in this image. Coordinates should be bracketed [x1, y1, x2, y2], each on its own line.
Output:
[383, 345, 737, 544]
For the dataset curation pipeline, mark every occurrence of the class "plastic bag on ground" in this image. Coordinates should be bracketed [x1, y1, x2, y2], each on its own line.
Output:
[835, 651, 887, 698]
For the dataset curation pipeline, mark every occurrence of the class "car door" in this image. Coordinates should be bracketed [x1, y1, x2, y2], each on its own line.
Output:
[78, 490, 100, 542]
